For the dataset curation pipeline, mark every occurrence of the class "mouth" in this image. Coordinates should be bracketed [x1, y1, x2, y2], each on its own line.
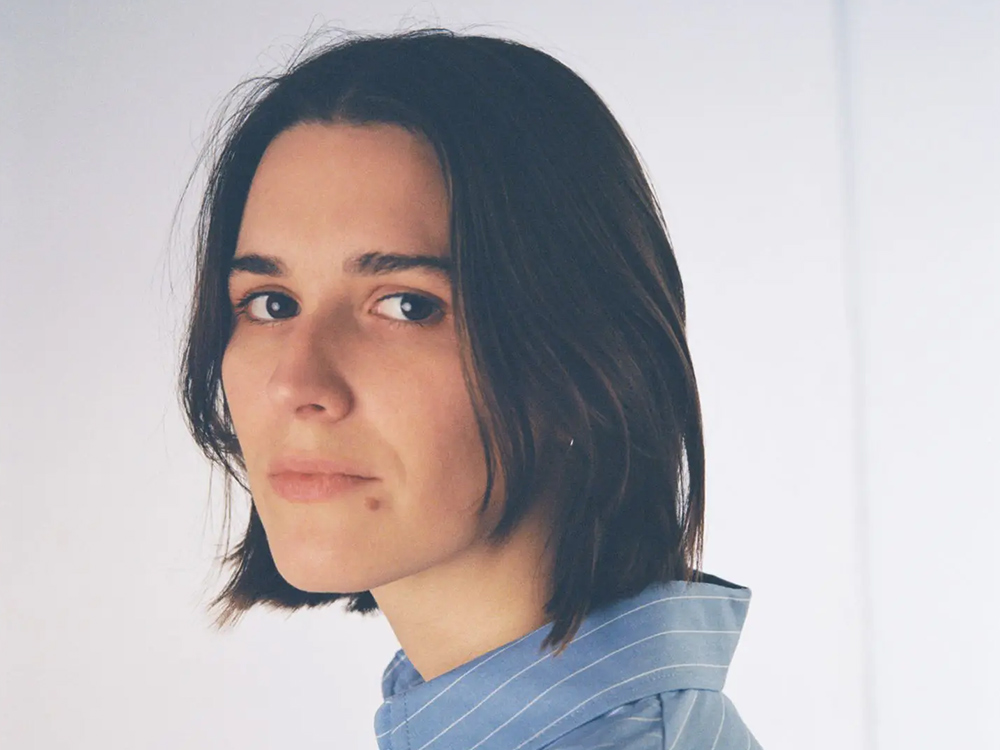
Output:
[268, 472, 376, 502]
[268, 455, 375, 478]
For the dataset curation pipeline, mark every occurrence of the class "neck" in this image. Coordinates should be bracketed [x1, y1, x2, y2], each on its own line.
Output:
[372, 509, 556, 681]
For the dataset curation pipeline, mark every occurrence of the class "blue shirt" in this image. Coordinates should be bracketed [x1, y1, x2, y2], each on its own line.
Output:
[374, 573, 762, 749]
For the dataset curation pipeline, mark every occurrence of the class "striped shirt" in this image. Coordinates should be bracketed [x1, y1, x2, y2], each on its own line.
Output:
[374, 572, 762, 749]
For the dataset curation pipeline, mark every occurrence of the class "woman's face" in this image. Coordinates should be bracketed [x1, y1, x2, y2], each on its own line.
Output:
[221, 121, 511, 594]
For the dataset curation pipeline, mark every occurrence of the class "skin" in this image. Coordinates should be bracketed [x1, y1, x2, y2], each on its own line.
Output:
[221, 121, 559, 681]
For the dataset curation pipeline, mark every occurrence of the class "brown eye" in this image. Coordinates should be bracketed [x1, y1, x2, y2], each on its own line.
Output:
[374, 292, 444, 327]
[234, 291, 297, 324]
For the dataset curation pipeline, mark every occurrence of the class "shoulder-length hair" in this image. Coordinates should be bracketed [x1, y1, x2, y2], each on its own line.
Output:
[178, 28, 705, 657]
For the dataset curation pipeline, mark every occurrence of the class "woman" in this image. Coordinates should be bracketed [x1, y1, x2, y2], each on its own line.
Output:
[178, 28, 763, 750]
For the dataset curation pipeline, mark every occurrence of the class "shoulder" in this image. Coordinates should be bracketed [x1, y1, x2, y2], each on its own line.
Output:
[541, 690, 764, 750]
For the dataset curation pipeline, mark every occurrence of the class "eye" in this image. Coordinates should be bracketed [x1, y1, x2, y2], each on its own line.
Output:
[232, 291, 297, 323]
[232, 290, 444, 328]
[373, 292, 445, 328]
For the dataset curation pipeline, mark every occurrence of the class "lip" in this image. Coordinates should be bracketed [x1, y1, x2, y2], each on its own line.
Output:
[269, 472, 376, 502]
[268, 456, 375, 478]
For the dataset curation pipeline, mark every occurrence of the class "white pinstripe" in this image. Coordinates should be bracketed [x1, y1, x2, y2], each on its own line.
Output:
[380, 651, 408, 695]
[514, 666, 727, 750]
[380, 593, 747, 743]
[666, 691, 699, 750]
[709, 692, 726, 750]
[376, 634, 532, 736]
[422, 625, 737, 750]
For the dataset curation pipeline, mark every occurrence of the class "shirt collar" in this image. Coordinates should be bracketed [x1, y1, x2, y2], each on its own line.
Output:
[374, 573, 752, 750]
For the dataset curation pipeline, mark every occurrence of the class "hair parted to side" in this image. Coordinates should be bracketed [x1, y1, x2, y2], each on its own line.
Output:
[177, 27, 706, 658]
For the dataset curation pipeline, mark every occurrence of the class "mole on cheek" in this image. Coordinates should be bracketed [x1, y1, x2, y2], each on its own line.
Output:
[365, 497, 381, 511]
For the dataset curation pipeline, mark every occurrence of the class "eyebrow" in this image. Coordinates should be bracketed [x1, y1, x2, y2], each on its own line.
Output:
[227, 250, 454, 283]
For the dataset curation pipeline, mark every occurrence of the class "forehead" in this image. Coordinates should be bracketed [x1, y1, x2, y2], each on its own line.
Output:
[236, 121, 451, 267]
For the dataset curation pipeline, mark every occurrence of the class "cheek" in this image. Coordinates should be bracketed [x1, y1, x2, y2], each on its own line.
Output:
[219, 343, 265, 459]
[219, 349, 239, 426]
[384, 363, 493, 521]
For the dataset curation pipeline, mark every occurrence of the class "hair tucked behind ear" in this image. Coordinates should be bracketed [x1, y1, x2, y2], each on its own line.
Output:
[177, 27, 705, 657]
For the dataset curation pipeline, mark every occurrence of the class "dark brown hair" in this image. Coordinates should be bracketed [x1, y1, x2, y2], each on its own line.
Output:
[178, 27, 705, 657]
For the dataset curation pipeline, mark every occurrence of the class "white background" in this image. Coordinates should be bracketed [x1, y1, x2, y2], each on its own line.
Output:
[1, 2, 996, 749]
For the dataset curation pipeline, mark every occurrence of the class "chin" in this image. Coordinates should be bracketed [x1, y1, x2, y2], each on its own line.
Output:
[269, 548, 374, 594]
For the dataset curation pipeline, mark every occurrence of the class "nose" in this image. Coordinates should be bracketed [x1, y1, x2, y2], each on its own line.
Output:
[265, 314, 356, 421]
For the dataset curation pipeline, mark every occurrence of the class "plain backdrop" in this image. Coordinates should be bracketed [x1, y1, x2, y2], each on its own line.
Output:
[1, 2, 997, 749]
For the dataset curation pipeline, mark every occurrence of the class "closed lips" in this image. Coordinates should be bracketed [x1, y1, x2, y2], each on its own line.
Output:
[268, 470, 375, 501]
[268, 456, 375, 478]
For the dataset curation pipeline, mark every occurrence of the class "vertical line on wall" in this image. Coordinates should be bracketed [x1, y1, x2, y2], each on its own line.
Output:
[832, 1, 877, 750]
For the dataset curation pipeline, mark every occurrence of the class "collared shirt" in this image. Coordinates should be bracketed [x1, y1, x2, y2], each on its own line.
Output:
[374, 572, 762, 750]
